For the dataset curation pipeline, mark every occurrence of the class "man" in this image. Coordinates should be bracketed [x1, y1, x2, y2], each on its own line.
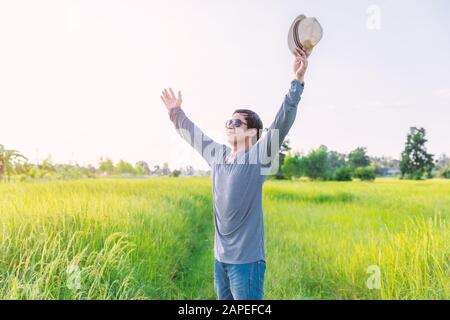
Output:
[160, 47, 308, 300]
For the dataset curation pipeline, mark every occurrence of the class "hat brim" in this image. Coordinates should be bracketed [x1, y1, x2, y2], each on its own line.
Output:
[288, 15, 305, 55]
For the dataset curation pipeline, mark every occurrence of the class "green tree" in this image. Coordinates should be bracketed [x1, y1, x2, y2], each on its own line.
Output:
[348, 147, 370, 170]
[400, 127, 435, 180]
[184, 165, 195, 176]
[114, 160, 137, 175]
[435, 154, 449, 176]
[86, 164, 97, 178]
[275, 138, 292, 179]
[40, 157, 57, 179]
[0, 144, 28, 182]
[281, 153, 302, 179]
[162, 162, 170, 176]
[152, 165, 161, 176]
[134, 163, 145, 176]
[56, 164, 86, 180]
[440, 167, 450, 179]
[98, 157, 115, 175]
[305, 145, 331, 180]
[170, 169, 181, 177]
[328, 151, 347, 174]
[327, 150, 348, 180]
[136, 161, 150, 175]
[14, 160, 34, 181]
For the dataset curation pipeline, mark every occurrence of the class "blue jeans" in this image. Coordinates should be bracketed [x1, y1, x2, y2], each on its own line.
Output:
[214, 259, 266, 300]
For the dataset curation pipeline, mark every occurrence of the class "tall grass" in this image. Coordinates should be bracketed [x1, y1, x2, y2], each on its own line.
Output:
[264, 179, 450, 299]
[0, 178, 213, 299]
[0, 178, 449, 299]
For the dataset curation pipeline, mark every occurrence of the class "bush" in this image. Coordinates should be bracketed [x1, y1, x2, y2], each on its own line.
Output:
[170, 170, 181, 178]
[17, 174, 28, 182]
[440, 167, 450, 179]
[334, 166, 352, 181]
[281, 154, 302, 179]
[354, 166, 375, 181]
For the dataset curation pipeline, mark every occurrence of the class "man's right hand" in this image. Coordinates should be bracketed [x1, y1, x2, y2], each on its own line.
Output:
[161, 88, 183, 111]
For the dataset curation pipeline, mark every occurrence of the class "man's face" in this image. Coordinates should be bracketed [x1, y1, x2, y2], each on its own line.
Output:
[225, 113, 256, 145]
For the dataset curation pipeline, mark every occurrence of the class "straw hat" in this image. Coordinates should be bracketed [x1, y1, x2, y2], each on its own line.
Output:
[288, 14, 323, 56]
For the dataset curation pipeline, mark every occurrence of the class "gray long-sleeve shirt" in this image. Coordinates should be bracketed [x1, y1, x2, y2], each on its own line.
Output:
[169, 79, 304, 264]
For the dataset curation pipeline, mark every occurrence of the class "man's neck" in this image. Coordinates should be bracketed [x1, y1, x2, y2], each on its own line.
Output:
[231, 139, 253, 157]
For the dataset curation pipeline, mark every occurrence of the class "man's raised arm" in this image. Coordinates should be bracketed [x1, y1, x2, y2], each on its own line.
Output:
[161, 88, 224, 167]
[257, 47, 309, 165]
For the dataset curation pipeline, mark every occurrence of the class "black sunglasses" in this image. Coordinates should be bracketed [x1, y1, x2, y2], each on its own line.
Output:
[225, 119, 248, 128]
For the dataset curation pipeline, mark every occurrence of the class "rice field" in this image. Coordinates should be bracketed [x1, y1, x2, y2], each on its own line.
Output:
[0, 177, 449, 299]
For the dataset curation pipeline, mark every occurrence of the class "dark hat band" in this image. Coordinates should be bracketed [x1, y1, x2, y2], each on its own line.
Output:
[293, 19, 304, 50]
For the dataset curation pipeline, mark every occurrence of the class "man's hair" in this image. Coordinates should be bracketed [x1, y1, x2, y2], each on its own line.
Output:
[233, 109, 264, 141]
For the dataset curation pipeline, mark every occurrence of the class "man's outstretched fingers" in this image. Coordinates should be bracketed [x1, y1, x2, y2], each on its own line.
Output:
[296, 47, 306, 57]
[169, 88, 176, 99]
[296, 48, 306, 59]
[163, 89, 170, 100]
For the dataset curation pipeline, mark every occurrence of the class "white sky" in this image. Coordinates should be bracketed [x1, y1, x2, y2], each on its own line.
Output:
[1, 0, 449, 170]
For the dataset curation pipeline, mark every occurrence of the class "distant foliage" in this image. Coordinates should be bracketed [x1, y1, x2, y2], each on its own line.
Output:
[114, 160, 137, 175]
[136, 161, 151, 175]
[440, 167, 450, 179]
[281, 146, 377, 182]
[305, 146, 332, 180]
[170, 170, 181, 178]
[353, 166, 376, 181]
[328, 151, 347, 175]
[400, 127, 435, 180]
[348, 147, 370, 171]
[334, 166, 353, 181]
[281, 153, 303, 179]
[98, 158, 114, 175]
[0, 144, 28, 182]
[3, 128, 447, 182]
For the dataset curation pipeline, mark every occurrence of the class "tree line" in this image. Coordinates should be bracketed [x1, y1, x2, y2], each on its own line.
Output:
[0, 149, 210, 183]
[1, 127, 449, 183]
[277, 127, 449, 181]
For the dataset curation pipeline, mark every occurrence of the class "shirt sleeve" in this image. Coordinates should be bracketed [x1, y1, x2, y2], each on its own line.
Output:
[256, 79, 304, 171]
[169, 107, 225, 167]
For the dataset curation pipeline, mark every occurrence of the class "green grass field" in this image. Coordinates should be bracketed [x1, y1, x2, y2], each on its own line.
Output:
[0, 178, 449, 299]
